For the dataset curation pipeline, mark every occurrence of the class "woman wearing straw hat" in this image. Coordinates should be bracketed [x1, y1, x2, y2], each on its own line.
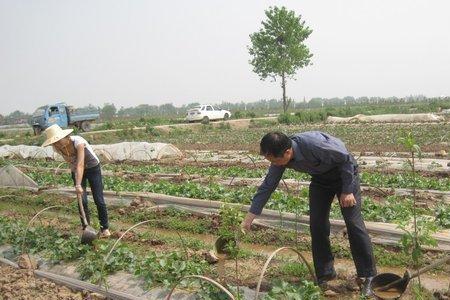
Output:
[42, 124, 111, 237]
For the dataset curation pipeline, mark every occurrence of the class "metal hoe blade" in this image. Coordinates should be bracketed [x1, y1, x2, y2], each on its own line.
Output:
[371, 254, 450, 299]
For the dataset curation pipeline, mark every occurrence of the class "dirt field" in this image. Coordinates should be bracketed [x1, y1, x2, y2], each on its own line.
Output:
[0, 263, 89, 300]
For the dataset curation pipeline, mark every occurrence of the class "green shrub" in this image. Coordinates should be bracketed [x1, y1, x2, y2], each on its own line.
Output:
[246, 111, 256, 118]
[76, 241, 137, 283]
[277, 113, 298, 125]
[264, 280, 322, 300]
[145, 125, 160, 136]
[135, 251, 209, 288]
[233, 111, 242, 119]
[435, 204, 450, 228]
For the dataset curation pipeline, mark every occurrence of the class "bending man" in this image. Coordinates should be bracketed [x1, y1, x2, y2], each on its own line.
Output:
[241, 131, 376, 296]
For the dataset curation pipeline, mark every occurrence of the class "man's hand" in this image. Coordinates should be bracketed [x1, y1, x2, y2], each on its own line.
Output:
[241, 212, 256, 232]
[75, 185, 84, 195]
[339, 193, 356, 208]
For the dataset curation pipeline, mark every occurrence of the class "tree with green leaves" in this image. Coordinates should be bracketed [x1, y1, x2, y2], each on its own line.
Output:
[101, 103, 117, 121]
[248, 6, 313, 113]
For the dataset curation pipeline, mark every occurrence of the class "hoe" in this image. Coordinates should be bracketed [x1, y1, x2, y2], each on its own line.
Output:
[77, 194, 98, 245]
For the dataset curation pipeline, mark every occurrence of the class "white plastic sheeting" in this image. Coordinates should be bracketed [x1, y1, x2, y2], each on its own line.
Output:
[0, 165, 38, 190]
[0, 142, 183, 162]
[93, 142, 182, 162]
[0, 145, 57, 160]
[326, 113, 444, 123]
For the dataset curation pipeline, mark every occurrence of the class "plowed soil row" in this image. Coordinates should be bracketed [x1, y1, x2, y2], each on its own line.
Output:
[0, 263, 94, 300]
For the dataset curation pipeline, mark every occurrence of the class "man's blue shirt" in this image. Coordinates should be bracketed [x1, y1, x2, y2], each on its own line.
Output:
[249, 131, 357, 215]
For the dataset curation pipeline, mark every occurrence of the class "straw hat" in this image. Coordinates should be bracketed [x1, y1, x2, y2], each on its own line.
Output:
[41, 124, 73, 147]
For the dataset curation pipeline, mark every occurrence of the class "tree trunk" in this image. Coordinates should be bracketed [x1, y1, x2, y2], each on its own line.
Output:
[281, 72, 287, 113]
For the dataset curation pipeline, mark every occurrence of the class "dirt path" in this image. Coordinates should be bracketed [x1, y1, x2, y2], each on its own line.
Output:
[79, 117, 278, 137]
[181, 150, 449, 174]
[0, 263, 86, 300]
[175, 142, 450, 154]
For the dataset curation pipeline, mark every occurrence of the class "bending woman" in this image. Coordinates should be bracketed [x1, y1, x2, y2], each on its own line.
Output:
[42, 124, 110, 237]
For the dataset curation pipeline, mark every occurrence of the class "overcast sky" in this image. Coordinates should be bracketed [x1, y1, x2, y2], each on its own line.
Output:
[1, 0, 449, 114]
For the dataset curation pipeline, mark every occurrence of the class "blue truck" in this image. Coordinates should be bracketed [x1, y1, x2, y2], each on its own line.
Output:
[31, 102, 100, 135]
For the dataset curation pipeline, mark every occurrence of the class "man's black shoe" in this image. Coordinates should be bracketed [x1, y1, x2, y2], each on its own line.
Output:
[317, 271, 337, 289]
[360, 276, 374, 298]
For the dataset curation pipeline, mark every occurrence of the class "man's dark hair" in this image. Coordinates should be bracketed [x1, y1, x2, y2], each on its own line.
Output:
[260, 132, 292, 157]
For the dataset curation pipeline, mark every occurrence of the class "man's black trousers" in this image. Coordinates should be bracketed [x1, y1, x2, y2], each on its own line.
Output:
[309, 171, 377, 281]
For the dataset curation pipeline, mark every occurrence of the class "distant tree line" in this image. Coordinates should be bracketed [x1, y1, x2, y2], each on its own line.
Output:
[0, 110, 31, 126]
[99, 96, 449, 121]
[1, 96, 448, 125]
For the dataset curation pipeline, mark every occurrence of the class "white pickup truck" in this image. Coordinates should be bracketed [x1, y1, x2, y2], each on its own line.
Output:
[185, 105, 231, 123]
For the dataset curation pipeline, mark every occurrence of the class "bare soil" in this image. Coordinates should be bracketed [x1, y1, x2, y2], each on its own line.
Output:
[2, 192, 450, 299]
[0, 263, 86, 300]
[175, 142, 447, 154]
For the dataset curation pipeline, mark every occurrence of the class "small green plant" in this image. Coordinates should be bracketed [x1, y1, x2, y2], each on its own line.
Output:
[216, 204, 245, 298]
[145, 125, 160, 136]
[372, 245, 410, 267]
[294, 110, 327, 123]
[233, 111, 242, 119]
[129, 207, 212, 234]
[45, 235, 90, 262]
[217, 204, 244, 259]
[198, 285, 245, 300]
[360, 196, 413, 223]
[268, 261, 310, 278]
[245, 111, 256, 118]
[103, 121, 114, 130]
[410, 282, 435, 300]
[398, 132, 437, 285]
[398, 216, 438, 264]
[277, 113, 297, 125]
[76, 241, 137, 283]
[217, 122, 231, 130]
[427, 161, 443, 170]
[435, 203, 450, 229]
[264, 279, 323, 300]
[135, 251, 209, 288]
